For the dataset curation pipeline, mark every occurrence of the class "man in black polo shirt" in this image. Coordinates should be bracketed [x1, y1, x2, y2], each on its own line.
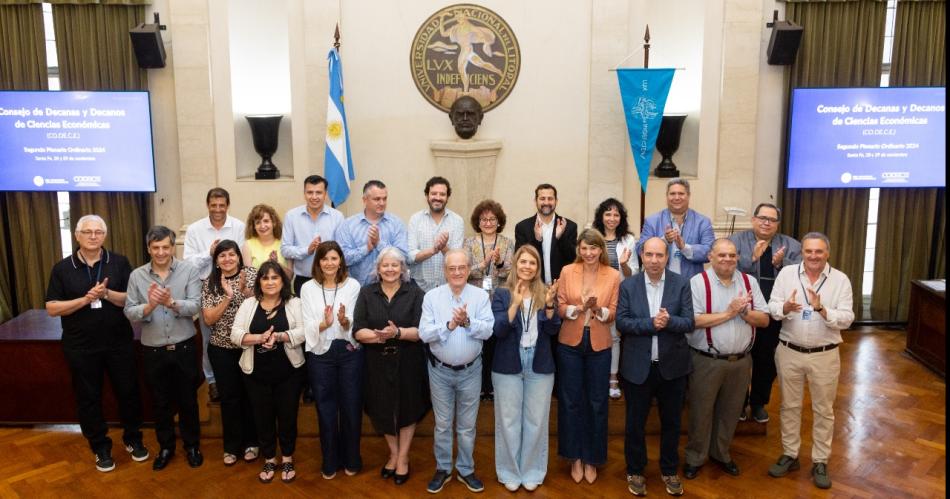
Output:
[45, 214, 148, 473]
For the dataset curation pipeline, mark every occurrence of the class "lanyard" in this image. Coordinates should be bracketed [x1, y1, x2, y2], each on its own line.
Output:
[321, 283, 339, 310]
[799, 264, 828, 299]
[480, 234, 498, 276]
[520, 298, 533, 333]
[77, 250, 103, 285]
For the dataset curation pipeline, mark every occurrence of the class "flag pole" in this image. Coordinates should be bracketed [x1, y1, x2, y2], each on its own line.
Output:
[639, 25, 650, 229]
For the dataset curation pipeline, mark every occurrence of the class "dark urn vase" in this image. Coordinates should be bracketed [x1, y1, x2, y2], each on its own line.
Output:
[654, 114, 687, 178]
[246, 115, 283, 180]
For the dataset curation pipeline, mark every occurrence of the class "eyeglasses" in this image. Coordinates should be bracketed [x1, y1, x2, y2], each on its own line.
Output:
[446, 265, 469, 273]
[78, 230, 106, 237]
[479, 217, 497, 224]
[754, 216, 779, 224]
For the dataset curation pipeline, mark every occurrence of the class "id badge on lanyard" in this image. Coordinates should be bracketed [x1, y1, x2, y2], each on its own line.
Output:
[482, 275, 493, 291]
[801, 305, 813, 321]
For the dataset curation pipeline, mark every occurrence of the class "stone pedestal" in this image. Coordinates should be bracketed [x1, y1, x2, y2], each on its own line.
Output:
[430, 139, 502, 234]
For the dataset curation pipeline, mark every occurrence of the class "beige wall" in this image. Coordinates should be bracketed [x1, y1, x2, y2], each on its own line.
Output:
[149, 0, 786, 241]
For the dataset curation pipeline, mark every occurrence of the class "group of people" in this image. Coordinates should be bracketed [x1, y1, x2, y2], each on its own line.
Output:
[45, 174, 854, 495]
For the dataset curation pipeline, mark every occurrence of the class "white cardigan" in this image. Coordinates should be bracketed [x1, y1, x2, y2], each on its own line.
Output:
[230, 296, 305, 374]
[300, 277, 361, 355]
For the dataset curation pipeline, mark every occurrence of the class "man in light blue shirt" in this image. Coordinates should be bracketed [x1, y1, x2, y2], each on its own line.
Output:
[281, 174, 345, 295]
[408, 176, 465, 291]
[638, 178, 715, 279]
[335, 180, 409, 285]
[419, 250, 493, 494]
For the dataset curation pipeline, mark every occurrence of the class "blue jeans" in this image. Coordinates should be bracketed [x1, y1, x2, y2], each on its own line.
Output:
[428, 356, 482, 476]
[492, 346, 554, 485]
[556, 328, 611, 465]
[306, 341, 364, 475]
[197, 315, 215, 384]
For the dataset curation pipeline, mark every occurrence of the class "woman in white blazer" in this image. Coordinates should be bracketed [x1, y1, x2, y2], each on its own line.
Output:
[231, 260, 305, 483]
[592, 198, 639, 399]
[299, 241, 363, 479]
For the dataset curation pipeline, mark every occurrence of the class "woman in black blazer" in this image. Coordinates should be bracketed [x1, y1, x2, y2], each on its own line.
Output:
[490, 245, 560, 492]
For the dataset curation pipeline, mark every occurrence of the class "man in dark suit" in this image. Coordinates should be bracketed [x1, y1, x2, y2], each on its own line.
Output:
[514, 184, 578, 285]
[616, 237, 694, 497]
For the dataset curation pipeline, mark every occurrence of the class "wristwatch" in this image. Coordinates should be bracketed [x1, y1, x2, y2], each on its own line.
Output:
[395, 327, 402, 340]
[814, 306, 823, 312]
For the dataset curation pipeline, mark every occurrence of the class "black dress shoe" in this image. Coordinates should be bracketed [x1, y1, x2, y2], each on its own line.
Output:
[683, 464, 701, 479]
[152, 448, 174, 471]
[186, 447, 204, 468]
[381, 464, 396, 479]
[394, 465, 410, 485]
[711, 458, 740, 476]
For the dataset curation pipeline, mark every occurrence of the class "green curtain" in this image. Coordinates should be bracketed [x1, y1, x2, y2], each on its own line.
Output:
[780, 0, 887, 316]
[870, 0, 946, 321]
[53, 3, 151, 267]
[0, 3, 63, 322]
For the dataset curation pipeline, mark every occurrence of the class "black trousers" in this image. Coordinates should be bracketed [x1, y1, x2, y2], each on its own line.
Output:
[480, 335, 496, 395]
[244, 364, 304, 459]
[143, 339, 201, 451]
[207, 345, 258, 455]
[623, 363, 687, 476]
[748, 318, 782, 407]
[63, 341, 143, 454]
[292, 274, 313, 398]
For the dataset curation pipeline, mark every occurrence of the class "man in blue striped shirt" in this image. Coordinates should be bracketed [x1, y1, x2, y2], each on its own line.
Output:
[419, 250, 494, 493]
[281, 175, 345, 295]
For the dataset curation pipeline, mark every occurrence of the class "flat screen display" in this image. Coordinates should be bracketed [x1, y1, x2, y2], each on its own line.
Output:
[0, 90, 156, 192]
[787, 86, 945, 188]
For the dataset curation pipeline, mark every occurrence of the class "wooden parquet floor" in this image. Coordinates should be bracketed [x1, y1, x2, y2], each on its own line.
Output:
[0, 329, 944, 498]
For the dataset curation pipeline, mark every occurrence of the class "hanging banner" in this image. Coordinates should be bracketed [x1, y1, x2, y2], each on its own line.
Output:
[616, 68, 675, 192]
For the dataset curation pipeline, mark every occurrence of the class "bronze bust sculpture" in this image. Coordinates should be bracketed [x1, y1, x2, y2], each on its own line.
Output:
[448, 96, 483, 139]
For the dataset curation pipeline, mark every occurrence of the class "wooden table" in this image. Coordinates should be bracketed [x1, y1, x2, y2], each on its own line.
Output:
[0, 309, 156, 423]
[905, 279, 945, 378]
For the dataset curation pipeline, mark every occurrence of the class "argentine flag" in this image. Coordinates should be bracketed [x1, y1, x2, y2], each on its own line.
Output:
[325, 47, 355, 207]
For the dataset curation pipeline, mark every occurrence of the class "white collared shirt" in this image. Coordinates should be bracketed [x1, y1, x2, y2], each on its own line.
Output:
[768, 263, 854, 347]
[183, 215, 246, 279]
[645, 270, 666, 361]
[539, 216, 555, 285]
[688, 268, 767, 354]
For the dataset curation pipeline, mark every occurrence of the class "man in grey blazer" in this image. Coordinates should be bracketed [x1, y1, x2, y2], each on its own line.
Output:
[616, 237, 694, 497]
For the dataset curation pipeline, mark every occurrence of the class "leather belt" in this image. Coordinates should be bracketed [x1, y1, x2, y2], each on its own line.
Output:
[780, 339, 839, 354]
[691, 347, 746, 362]
[144, 337, 193, 352]
[432, 355, 480, 371]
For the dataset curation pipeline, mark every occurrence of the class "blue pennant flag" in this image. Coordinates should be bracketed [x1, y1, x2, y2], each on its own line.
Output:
[616, 68, 675, 192]
[325, 47, 355, 207]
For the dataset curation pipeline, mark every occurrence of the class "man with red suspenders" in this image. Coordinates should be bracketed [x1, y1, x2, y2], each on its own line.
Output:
[682, 239, 769, 479]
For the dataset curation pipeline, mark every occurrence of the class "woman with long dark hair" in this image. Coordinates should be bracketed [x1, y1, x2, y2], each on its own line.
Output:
[592, 198, 639, 399]
[202, 239, 258, 466]
[231, 261, 305, 483]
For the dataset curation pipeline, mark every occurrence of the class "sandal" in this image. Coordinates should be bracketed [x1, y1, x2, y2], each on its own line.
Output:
[281, 460, 296, 483]
[223, 453, 238, 466]
[244, 446, 260, 462]
[259, 460, 277, 483]
[609, 379, 622, 399]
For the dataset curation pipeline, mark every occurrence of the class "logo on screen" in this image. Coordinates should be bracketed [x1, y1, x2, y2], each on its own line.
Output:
[32, 176, 44, 187]
[73, 175, 102, 187]
[881, 171, 910, 183]
[840, 172, 852, 184]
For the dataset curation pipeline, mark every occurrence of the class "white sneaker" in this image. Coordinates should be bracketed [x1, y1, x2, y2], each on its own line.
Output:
[504, 482, 520, 492]
[609, 385, 622, 399]
[523, 483, 539, 491]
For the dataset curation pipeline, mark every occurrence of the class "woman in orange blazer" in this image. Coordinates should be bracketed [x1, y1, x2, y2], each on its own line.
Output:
[555, 228, 621, 484]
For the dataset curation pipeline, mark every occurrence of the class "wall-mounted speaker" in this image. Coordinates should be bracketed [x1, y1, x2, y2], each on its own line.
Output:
[767, 21, 803, 66]
[129, 23, 166, 69]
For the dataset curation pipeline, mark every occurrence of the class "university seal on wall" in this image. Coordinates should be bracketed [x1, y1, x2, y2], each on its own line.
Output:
[410, 4, 521, 112]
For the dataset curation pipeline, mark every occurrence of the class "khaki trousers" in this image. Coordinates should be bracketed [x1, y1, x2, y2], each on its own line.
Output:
[684, 351, 751, 466]
[775, 342, 840, 463]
